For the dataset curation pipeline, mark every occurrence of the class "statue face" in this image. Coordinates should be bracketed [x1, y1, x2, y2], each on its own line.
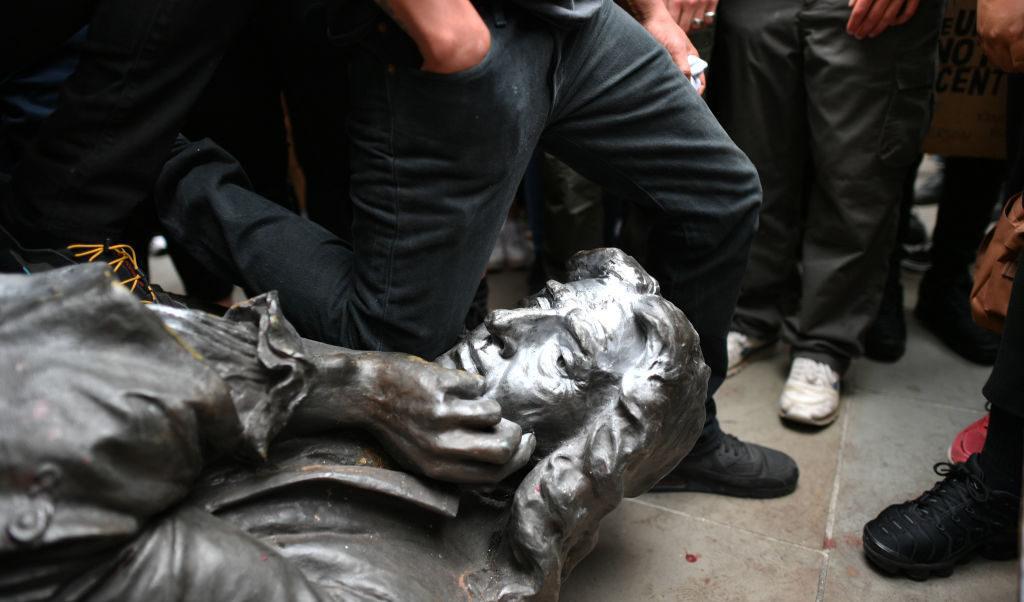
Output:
[439, 278, 643, 445]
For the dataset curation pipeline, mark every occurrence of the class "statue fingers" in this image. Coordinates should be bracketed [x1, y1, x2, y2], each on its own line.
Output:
[434, 419, 524, 465]
[424, 433, 537, 484]
[436, 397, 503, 428]
[436, 365, 488, 399]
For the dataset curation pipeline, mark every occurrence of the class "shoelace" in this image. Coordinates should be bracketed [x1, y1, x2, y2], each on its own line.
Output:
[914, 462, 990, 517]
[67, 241, 157, 303]
[789, 359, 837, 387]
[718, 433, 746, 459]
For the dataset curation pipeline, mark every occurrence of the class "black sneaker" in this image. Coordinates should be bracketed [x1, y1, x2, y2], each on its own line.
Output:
[1, 224, 168, 304]
[863, 455, 1020, 580]
[916, 273, 1001, 365]
[649, 434, 799, 498]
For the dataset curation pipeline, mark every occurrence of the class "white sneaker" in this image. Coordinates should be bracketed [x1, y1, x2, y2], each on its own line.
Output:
[778, 358, 841, 426]
[486, 222, 508, 273]
[726, 331, 775, 376]
[503, 219, 534, 270]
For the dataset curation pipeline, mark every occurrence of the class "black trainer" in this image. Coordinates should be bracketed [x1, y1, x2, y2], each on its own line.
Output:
[916, 273, 1001, 365]
[863, 455, 1020, 581]
[1, 224, 170, 304]
[649, 433, 799, 498]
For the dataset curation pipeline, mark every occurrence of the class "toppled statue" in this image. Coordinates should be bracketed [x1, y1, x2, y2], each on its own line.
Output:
[0, 248, 708, 601]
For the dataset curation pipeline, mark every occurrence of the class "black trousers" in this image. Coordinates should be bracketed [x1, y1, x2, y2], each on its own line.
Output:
[986, 75, 1024, 419]
[0, 0, 252, 246]
[157, 0, 764, 449]
[985, 270, 1024, 418]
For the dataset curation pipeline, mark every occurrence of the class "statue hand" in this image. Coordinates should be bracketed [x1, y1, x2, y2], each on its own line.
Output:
[350, 353, 536, 484]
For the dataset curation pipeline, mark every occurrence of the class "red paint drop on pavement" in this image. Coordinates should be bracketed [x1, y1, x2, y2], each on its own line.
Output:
[823, 538, 837, 550]
[685, 553, 699, 563]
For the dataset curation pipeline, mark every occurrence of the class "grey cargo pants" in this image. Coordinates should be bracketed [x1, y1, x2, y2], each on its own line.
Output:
[709, 0, 944, 372]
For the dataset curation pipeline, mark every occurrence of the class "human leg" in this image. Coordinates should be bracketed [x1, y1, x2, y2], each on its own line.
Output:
[540, 1, 795, 496]
[792, 0, 944, 374]
[3, 0, 253, 247]
[916, 157, 1005, 364]
[862, 274, 1023, 579]
[159, 3, 551, 357]
[707, 0, 808, 344]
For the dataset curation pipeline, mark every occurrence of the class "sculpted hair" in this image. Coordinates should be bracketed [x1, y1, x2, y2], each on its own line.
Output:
[480, 253, 710, 600]
[565, 248, 660, 295]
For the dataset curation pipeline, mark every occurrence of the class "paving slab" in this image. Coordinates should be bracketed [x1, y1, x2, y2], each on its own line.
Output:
[848, 313, 993, 411]
[561, 499, 825, 602]
[643, 350, 842, 550]
[823, 390, 1015, 601]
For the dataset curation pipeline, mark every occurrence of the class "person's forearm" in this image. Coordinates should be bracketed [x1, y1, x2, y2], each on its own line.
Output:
[374, 0, 490, 73]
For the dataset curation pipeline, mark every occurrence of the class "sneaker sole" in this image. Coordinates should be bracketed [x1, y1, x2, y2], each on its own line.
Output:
[779, 406, 840, 427]
[726, 340, 778, 377]
[862, 531, 1015, 580]
[648, 478, 797, 499]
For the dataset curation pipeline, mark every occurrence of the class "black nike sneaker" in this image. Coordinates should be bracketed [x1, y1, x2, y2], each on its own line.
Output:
[649, 433, 799, 498]
[1, 224, 171, 304]
[863, 455, 1020, 580]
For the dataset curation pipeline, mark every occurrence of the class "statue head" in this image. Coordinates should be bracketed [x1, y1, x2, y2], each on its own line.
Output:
[439, 248, 708, 494]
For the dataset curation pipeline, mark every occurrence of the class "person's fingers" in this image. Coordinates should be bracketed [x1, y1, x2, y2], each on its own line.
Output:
[665, 0, 685, 23]
[666, 35, 693, 79]
[424, 433, 537, 484]
[853, 0, 891, 38]
[1011, 38, 1024, 73]
[437, 397, 503, 427]
[846, 0, 876, 37]
[434, 418, 524, 464]
[679, 2, 701, 33]
[893, 0, 919, 25]
[437, 366, 487, 398]
[700, 0, 716, 28]
[866, 0, 903, 38]
[982, 38, 1015, 73]
[703, 0, 718, 26]
[697, 72, 707, 96]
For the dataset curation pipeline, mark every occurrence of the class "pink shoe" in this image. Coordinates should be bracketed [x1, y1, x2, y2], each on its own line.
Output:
[948, 414, 990, 463]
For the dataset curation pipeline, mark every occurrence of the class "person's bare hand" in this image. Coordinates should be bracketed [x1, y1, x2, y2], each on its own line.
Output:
[374, 0, 490, 75]
[663, 0, 718, 32]
[847, 0, 919, 39]
[344, 353, 535, 484]
[978, 0, 1024, 72]
[642, 14, 707, 94]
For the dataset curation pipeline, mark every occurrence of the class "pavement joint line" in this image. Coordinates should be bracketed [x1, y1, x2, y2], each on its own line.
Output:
[816, 400, 852, 602]
[626, 497, 827, 557]
[847, 386, 988, 415]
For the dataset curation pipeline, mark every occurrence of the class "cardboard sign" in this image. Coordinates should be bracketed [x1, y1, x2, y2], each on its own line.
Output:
[922, 0, 1007, 159]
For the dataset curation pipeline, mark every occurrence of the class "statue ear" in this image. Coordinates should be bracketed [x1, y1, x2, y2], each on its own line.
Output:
[565, 248, 659, 295]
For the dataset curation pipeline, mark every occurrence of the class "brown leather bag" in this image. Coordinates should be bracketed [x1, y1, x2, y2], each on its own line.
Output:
[971, 192, 1024, 333]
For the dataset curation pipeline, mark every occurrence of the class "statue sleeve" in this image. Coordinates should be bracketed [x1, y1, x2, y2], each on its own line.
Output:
[0, 267, 314, 596]
[149, 291, 315, 460]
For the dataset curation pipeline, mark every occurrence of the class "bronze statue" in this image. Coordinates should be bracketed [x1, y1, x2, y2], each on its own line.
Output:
[0, 248, 707, 601]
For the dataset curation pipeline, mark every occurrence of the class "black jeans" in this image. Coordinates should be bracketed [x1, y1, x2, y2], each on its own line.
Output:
[986, 76, 1024, 418]
[0, 0, 252, 247]
[157, 0, 762, 449]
